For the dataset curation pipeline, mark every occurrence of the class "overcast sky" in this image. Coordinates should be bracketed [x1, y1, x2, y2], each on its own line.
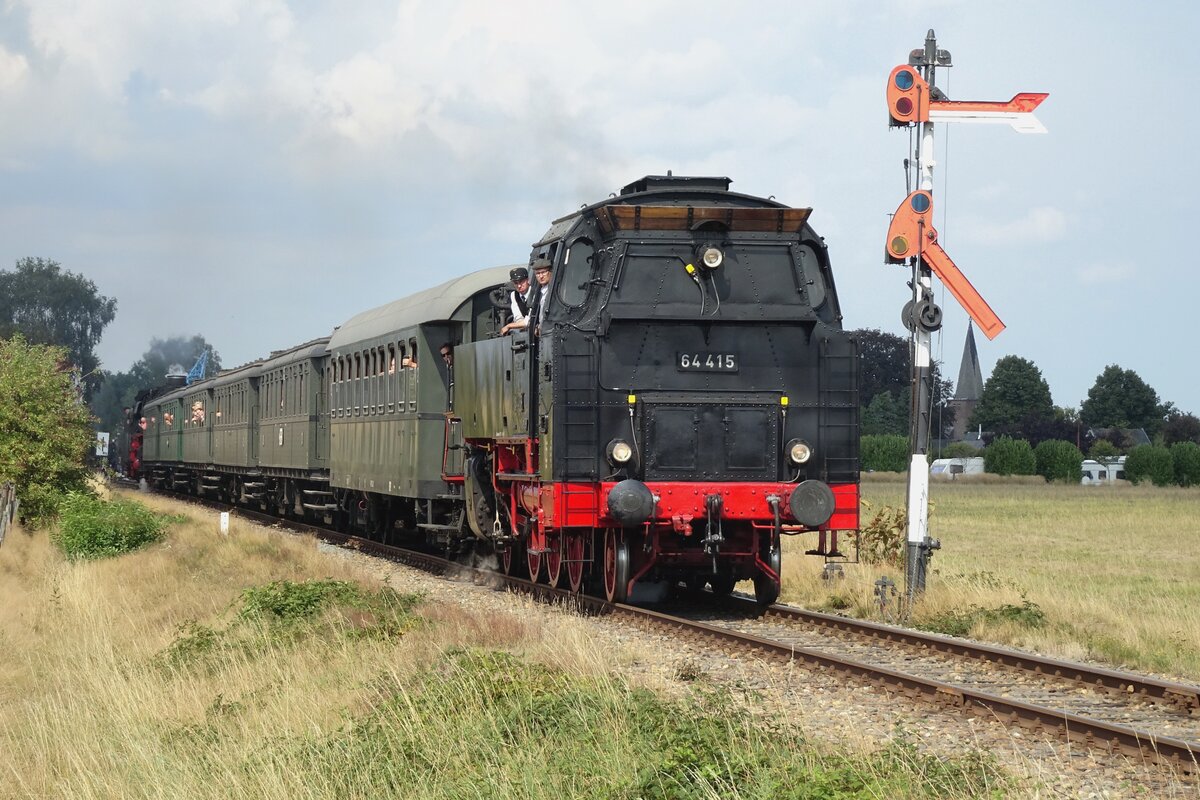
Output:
[2, 1, 1196, 415]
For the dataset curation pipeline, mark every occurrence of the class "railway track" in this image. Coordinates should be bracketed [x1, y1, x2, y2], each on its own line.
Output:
[137, 486, 1200, 775]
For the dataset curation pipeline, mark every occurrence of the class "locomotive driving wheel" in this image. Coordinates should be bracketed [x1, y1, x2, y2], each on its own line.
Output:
[753, 545, 782, 606]
[544, 532, 563, 587]
[603, 528, 630, 603]
[501, 540, 524, 577]
[526, 526, 544, 583]
[565, 533, 585, 593]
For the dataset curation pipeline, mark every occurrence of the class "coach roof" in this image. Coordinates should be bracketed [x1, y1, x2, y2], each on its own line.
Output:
[328, 264, 516, 351]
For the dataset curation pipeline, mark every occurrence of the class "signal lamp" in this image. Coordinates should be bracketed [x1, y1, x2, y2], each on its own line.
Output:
[890, 236, 909, 256]
[700, 246, 723, 269]
[786, 438, 812, 465]
[887, 65, 929, 126]
[607, 439, 634, 465]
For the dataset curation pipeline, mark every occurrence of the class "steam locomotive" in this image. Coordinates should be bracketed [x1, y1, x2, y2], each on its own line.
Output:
[130, 174, 860, 604]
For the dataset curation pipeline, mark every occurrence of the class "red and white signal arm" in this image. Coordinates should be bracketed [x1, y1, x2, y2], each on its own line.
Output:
[887, 65, 1048, 133]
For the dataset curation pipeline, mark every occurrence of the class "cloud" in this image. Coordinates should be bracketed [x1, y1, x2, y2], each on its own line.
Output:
[959, 206, 1067, 246]
[1075, 261, 1133, 285]
[0, 45, 29, 88]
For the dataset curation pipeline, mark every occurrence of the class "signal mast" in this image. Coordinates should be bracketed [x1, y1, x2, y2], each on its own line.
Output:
[883, 30, 1047, 602]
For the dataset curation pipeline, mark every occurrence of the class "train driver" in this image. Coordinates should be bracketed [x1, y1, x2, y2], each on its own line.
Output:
[530, 258, 552, 336]
[499, 267, 533, 335]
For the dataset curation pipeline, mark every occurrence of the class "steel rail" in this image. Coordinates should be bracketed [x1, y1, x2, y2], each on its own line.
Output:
[745, 598, 1200, 714]
[626, 604, 1199, 772]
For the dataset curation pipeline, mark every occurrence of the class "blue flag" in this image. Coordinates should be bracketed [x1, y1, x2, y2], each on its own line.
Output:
[185, 350, 209, 385]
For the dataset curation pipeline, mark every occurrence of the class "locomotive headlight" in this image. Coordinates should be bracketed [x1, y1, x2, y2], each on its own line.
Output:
[786, 438, 812, 465]
[607, 439, 634, 464]
[700, 246, 723, 269]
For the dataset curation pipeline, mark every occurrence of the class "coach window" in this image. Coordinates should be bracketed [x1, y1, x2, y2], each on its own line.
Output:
[340, 357, 347, 417]
[376, 347, 384, 413]
[558, 236, 594, 307]
[399, 342, 407, 405]
[372, 348, 380, 414]
[407, 338, 418, 411]
[386, 344, 396, 413]
[334, 358, 342, 418]
[354, 354, 362, 416]
[370, 350, 379, 415]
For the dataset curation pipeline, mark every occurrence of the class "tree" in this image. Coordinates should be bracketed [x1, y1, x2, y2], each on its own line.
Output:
[1162, 410, 1200, 446]
[0, 258, 117, 399]
[850, 328, 953, 436]
[861, 390, 907, 436]
[969, 355, 1054, 436]
[0, 335, 95, 526]
[1080, 365, 1167, 437]
[90, 335, 222, 437]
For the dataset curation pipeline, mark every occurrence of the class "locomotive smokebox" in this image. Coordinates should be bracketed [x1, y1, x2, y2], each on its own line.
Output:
[788, 480, 836, 527]
[607, 479, 656, 527]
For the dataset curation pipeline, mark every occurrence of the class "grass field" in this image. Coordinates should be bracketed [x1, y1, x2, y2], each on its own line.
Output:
[0, 490, 1014, 800]
[780, 476, 1200, 681]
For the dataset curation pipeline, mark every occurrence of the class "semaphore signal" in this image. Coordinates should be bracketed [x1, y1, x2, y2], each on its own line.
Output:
[886, 30, 1048, 604]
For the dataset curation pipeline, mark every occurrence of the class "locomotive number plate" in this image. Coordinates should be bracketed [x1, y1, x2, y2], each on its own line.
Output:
[677, 352, 738, 372]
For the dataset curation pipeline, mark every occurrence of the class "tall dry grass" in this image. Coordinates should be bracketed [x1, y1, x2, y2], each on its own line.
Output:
[0, 491, 1013, 799]
[781, 477, 1200, 679]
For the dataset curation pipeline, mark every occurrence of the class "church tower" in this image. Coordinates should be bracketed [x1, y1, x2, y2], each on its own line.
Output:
[947, 323, 984, 441]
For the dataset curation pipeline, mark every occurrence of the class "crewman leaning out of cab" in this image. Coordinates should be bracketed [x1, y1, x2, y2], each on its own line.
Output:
[530, 258, 552, 336]
[499, 267, 533, 335]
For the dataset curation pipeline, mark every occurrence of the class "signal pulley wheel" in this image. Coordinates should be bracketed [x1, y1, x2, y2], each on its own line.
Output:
[916, 300, 943, 332]
[603, 529, 630, 603]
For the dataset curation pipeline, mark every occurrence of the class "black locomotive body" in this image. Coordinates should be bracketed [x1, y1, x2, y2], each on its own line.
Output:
[456, 175, 859, 602]
[132, 175, 859, 605]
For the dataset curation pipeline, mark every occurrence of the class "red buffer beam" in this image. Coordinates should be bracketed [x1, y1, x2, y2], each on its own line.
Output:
[885, 190, 1005, 340]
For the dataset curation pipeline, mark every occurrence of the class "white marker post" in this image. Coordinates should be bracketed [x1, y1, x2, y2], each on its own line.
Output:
[219, 511, 230, 535]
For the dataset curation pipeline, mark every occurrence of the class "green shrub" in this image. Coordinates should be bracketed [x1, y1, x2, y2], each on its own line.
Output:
[856, 500, 915, 568]
[860, 434, 910, 472]
[239, 579, 362, 623]
[1124, 445, 1175, 486]
[54, 492, 172, 560]
[1088, 438, 1121, 461]
[0, 336, 94, 527]
[238, 579, 422, 639]
[918, 598, 1046, 637]
[1034, 439, 1083, 483]
[1170, 441, 1200, 487]
[939, 441, 980, 459]
[983, 436, 1036, 475]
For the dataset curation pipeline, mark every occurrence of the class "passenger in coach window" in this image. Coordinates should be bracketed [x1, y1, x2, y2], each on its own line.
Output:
[500, 267, 533, 335]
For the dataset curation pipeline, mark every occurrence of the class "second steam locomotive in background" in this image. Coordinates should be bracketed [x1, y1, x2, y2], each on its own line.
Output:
[131, 174, 860, 604]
